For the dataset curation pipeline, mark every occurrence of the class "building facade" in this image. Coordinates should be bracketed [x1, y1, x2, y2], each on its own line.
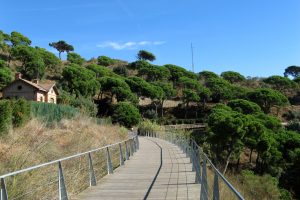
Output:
[1, 73, 59, 103]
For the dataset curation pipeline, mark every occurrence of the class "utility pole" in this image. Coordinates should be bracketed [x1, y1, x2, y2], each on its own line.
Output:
[191, 43, 195, 72]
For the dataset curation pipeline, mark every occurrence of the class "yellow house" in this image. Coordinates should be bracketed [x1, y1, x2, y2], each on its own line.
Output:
[1, 73, 59, 103]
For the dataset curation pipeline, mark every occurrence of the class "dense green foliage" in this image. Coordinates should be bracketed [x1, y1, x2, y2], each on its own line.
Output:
[284, 65, 300, 79]
[11, 98, 31, 127]
[247, 88, 289, 113]
[221, 71, 245, 83]
[0, 100, 12, 135]
[0, 99, 31, 135]
[0, 66, 12, 89]
[97, 55, 115, 66]
[62, 64, 99, 97]
[227, 99, 262, 114]
[112, 102, 141, 128]
[49, 40, 74, 59]
[137, 50, 156, 61]
[67, 52, 85, 65]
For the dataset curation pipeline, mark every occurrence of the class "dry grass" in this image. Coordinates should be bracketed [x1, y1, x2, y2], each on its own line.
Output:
[0, 116, 128, 199]
[206, 168, 281, 200]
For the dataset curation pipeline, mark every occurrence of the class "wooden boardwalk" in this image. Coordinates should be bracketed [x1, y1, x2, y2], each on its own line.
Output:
[75, 137, 200, 200]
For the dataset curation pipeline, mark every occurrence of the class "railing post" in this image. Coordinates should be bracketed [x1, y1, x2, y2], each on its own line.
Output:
[88, 153, 97, 186]
[119, 143, 124, 166]
[200, 157, 208, 200]
[133, 139, 137, 153]
[125, 141, 129, 160]
[136, 136, 139, 150]
[191, 146, 195, 172]
[1, 178, 8, 200]
[130, 140, 134, 156]
[194, 150, 201, 184]
[106, 147, 113, 174]
[58, 161, 68, 200]
[213, 172, 220, 200]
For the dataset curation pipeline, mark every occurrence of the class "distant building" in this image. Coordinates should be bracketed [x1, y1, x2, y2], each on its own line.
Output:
[1, 73, 59, 103]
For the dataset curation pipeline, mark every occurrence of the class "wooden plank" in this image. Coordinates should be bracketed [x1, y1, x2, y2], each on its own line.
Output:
[74, 137, 200, 200]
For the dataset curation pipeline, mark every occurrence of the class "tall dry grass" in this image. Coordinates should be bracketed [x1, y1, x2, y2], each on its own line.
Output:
[206, 167, 281, 200]
[0, 116, 128, 199]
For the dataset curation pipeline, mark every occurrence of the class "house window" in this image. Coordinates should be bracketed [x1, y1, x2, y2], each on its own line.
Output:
[17, 85, 22, 90]
[50, 98, 55, 103]
[40, 96, 43, 102]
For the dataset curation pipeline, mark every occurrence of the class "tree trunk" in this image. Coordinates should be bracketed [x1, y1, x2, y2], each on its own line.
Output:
[59, 51, 62, 60]
[223, 151, 232, 175]
[155, 105, 158, 117]
[110, 94, 114, 103]
[202, 99, 206, 110]
[249, 148, 253, 163]
[161, 100, 164, 118]
[255, 153, 260, 170]
[185, 102, 189, 119]
[236, 157, 240, 170]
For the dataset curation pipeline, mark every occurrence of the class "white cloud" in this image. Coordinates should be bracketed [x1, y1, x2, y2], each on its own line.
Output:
[97, 41, 166, 50]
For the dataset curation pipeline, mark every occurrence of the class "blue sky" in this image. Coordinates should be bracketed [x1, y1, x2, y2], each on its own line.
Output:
[1, 0, 300, 77]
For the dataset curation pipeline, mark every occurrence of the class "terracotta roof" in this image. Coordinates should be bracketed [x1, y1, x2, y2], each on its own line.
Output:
[38, 81, 56, 91]
[20, 79, 47, 92]
[1, 77, 58, 94]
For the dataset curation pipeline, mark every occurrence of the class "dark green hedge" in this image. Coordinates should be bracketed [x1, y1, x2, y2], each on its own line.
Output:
[0, 98, 31, 135]
[0, 100, 12, 135]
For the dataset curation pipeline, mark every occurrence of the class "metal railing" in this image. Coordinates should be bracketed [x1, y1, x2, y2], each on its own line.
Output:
[141, 131, 244, 200]
[0, 135, 139, 200]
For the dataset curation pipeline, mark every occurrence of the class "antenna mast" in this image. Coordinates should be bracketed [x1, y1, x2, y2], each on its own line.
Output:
[191, 43, 195, 72]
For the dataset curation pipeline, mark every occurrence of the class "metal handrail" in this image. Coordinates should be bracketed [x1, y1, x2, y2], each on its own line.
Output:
[192, 140, 244, 200]
[141, 130, 244, 200]
[0, 135, 139, 200]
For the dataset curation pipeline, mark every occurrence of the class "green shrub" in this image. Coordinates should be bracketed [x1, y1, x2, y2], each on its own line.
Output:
[138, 120, 163, 135]
[240, 170, 281, 199]
[11, 98, 31, 127]
[112, 102, 141, 128]
[70, 96, 97, 117]
[31, 102, 78, 124]
[57, 91, 97, 117]
[0, 100, 12, 135]
[113, 66, 128, 77]
[279, 189, 292, 200]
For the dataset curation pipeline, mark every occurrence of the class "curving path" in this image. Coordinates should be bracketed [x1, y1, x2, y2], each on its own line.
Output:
[74, 137, 200, 200]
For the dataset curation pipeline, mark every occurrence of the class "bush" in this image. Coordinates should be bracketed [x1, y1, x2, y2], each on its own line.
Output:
[111, 102, 141, 128]
[227, 99, 262, 114]
[138, 120, 163, 135]
[11, 98, 31, 127]
[286, 120, 300, 132]
[113, 66, 128, 77]
[0, 67, 12, 89]
[97, 56, 115, 66]
[31, 102, 78, 124]
[57, 91, 97, 117]
[0, 100, 12, 135]
[70, 96, 97, 117]
[239, 170, 281, 199]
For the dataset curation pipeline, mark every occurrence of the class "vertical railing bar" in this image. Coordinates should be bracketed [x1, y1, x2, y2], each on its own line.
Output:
[125, 141, 129, 160]
[88, 153, 97, 186]
[119, 143, 124, 166]
[213, 172, 219, 200]
[106, 147, 113, 174]
[1, 178, 8, 200]
[200, 156, 208, 200]
[58, 161, 68, 200]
